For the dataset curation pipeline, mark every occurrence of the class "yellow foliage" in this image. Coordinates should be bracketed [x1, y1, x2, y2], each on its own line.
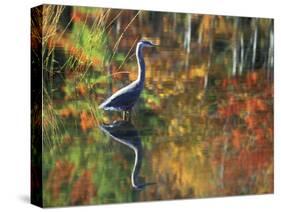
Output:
[198, 16, 214, 47]
[143, 141, 217, 200]
[189, 65, 207, 79]
[196, 91, 205, 100]
[215, 16, 231, 35]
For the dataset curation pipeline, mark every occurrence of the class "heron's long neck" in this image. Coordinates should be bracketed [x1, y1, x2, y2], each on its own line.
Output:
[136, 44, 145, 85]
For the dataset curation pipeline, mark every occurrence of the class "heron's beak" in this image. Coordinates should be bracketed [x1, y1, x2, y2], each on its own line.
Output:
[152, 43, 158, 47]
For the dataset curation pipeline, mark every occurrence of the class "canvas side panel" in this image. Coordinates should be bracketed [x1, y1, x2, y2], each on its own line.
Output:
[31, 5, 43, 208]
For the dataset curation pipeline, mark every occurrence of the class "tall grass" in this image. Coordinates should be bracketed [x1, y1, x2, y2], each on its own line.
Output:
[41, 6, 139, 148]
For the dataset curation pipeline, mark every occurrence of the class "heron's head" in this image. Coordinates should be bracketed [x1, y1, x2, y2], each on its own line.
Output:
[139, 40, 157, 48]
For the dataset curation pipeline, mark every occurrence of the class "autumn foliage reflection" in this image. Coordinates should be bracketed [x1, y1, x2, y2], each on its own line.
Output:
[40, 5, 274, 207]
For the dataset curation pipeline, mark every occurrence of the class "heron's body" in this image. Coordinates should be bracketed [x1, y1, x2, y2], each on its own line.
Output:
[98, 80, 143, 111]
[99, 40, 155, 114]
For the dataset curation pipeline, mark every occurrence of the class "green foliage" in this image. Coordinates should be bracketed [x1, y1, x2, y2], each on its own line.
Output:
[141, 89, 160, 106]
[71, 22, 109, 62]
[41, 6, 274, 207]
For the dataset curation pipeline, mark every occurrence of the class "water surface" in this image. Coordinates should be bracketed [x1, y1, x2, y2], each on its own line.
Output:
[41, 6, 273, 207]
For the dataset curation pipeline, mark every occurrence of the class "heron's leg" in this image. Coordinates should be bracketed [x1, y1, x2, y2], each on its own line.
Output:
[128, 110, 132, 122]
[122, 111, 126, 120]
[125, 111, 129, 121]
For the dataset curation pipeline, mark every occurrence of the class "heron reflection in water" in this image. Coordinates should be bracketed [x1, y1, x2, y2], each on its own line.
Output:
[99, 120, 155, 190]
[99, 40, 157, 120]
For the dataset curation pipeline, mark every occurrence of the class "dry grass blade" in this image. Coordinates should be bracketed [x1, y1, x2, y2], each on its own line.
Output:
[109, 10, 142, 65]
[116, 38, 138, 72]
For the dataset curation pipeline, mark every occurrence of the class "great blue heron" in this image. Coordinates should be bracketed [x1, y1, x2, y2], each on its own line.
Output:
[99, 40, 156, 120]
[99, 120, 156, 190]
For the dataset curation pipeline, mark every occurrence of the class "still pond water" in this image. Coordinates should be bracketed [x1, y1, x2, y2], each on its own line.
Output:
[42, 7, 273, 207]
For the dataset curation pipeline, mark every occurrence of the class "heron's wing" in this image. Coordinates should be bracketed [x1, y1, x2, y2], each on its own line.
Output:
[108, 89, 140, 107]
[101, 85, 141, 110]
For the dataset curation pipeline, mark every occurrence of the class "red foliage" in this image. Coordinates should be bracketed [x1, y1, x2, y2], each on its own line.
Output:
[246, 72, 258, 87]
[46, 160, 75, 200]
[245, 98, 267, 113]
[71, 170, 96, 205]
[232, 129, 243, 150]
[80, 111, 96, 132]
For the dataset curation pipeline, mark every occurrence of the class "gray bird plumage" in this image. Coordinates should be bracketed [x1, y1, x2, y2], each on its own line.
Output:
[99, 40, 156, 113]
